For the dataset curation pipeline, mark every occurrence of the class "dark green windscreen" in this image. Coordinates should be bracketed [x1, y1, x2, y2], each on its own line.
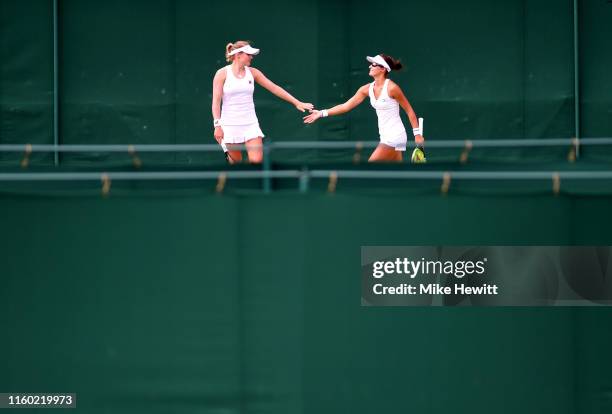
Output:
[2, 0, 610, 160]
[1, 191, 612, 413]
[1, 1, 612, 412]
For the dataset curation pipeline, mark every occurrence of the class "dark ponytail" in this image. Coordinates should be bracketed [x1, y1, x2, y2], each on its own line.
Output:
[380, 54, 403, 71]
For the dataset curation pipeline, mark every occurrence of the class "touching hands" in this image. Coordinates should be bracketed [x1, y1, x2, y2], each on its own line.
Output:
[303, 110, 321, 124]
[295, 102, 314, 112]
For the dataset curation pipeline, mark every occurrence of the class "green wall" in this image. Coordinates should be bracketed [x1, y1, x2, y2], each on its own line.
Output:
[0, 0, 54, 163]
[1, 191, 611, 413]
[1, 1, 612, 412]
[2, 0, 611, 163]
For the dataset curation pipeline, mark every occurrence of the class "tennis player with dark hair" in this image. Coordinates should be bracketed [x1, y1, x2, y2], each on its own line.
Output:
[212, 40, 313, 164]
[304, 53, 425, 162]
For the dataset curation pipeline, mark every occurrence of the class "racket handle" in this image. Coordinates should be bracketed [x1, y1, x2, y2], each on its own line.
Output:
[418, 117, 424, 135]
[220, 141, 228, 153]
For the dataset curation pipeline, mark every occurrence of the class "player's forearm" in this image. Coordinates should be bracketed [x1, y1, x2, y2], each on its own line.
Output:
[403, 105, 419, 129]
[270, 85, 300, 106]
[212, 98, 222, 120]
[327, 103, 350, 116]
[408, 113, 419, 130]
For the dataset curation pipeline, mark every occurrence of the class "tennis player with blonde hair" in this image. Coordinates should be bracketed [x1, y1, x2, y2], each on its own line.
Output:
[212, 40, 313, 163]
[304, 53, 425, 162]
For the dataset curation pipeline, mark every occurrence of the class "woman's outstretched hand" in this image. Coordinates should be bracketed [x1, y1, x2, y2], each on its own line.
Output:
[295, 102, 314, 112]
[303, 109, 321, 124]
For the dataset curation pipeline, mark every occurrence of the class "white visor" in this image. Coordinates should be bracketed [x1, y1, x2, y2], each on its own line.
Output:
[366, 55, 391, 72]
[228, 45, 260, 56]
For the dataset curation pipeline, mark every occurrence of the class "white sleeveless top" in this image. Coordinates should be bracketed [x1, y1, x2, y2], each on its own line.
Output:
[221, 65, 258, 126]
[369, 79, 407, 141]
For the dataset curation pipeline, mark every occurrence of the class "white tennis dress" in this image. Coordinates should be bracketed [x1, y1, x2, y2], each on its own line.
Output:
[368, 79, 407, 151]
[220, 65, 264, 143]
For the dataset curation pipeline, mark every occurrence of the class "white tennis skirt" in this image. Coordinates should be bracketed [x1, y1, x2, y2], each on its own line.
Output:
[222, 123, 265, 144]
[380, 131, 407, 152]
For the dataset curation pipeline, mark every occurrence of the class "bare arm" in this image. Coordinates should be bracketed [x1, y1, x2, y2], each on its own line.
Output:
[250, 67, 313, 112]
[303, 85, 369, 123]
[211, 68, 226, 143]
[212, 68, 225, 121]
[388, 81, 424, 145]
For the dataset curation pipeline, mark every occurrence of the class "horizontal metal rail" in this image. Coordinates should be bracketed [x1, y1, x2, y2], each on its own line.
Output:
[0, 170, 302, 181]
[309, 170, 612, 180]
[1, 137, 611, 153]
[0, 170, 610, 182]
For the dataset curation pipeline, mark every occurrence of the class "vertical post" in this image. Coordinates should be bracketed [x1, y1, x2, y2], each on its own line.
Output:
[299, 168, 309, 193]
[53, 0, 59, 166]
[263, 142, 271, 193]
[573, 0, 580, 158]
[521, 0, 526, 140]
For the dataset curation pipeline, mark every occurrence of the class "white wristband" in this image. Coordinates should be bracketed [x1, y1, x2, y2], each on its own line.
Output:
[213, 119, 221, 128]
[414, 117, 424, 136]
[321, 109, 329, 118]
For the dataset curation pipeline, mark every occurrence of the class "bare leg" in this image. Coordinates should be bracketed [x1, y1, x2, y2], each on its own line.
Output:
[368, 144, 403, 162]
[226, 144, 243, 164]
[245, 137, 263, 164]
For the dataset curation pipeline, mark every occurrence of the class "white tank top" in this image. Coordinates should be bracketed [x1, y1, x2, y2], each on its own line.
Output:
[369, 79, 407, 140]
[221, 65, 258, 126]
